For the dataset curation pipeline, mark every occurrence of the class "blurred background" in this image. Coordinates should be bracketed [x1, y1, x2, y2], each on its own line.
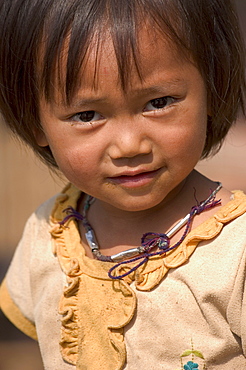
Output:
[0, 1, 246, 369]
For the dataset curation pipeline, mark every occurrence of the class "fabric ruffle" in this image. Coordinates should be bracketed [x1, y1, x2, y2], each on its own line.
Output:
[50, 184, 246, 369]
[50, 185, 136, 369]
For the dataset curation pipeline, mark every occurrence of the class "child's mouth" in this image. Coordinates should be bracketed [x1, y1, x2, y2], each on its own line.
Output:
[108, 168, 162, 188]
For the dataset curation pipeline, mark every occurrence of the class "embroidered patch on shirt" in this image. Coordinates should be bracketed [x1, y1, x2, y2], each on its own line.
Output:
[176, 340, 207, 370]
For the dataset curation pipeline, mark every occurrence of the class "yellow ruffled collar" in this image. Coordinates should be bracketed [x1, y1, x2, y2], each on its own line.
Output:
[49, 183, 246, 369]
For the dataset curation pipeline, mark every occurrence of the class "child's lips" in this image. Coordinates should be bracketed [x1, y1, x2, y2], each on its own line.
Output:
[108, 168, 162, 187]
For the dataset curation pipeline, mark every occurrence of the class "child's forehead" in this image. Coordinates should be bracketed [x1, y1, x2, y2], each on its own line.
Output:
[44, 31, 198, 109]
[77, 26, 177, 72]
[40, 22, 190, 103]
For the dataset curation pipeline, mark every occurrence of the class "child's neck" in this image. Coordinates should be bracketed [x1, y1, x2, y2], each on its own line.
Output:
[78, 170, 231, 258]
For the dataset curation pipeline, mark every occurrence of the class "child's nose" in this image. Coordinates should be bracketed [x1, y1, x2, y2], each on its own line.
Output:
[108, 122, 152, 159]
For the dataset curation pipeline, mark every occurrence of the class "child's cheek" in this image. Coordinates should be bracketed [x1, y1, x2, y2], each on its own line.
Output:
[52, 145, 100, 186]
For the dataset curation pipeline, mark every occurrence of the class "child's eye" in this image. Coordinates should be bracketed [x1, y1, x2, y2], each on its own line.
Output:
[144, 96, 175, 112]
[71, 110, 103, 124]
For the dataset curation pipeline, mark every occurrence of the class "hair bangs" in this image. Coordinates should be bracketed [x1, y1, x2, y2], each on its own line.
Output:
[40, 0, 188, 105]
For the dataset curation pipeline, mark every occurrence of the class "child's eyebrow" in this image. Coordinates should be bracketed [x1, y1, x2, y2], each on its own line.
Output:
[64, 97, 109, 108]
[128, 79, 188, 99]
[133, 81, 186, 95]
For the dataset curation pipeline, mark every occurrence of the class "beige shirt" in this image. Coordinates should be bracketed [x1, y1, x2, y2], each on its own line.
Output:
[1, 184, 246, 370]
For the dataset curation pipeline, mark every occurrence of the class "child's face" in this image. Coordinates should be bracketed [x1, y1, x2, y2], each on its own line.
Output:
[38, 27, 208, 212]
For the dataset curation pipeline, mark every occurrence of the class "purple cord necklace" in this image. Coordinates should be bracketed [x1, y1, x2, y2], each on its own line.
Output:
[60, 182, 222, 279]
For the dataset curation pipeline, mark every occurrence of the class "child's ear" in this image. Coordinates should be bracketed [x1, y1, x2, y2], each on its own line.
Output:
[33, 127, 49, 147]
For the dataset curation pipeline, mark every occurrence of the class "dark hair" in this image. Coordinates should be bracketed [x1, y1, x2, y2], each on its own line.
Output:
[0, 0, 245, 168]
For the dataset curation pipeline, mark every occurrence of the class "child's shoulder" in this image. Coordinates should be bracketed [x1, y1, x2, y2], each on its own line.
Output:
[30, 183, 79, 225]
[197, 188, 246, 236]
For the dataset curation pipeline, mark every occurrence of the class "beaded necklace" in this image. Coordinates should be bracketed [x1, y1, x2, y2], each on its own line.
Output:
[60, 182, 222, 279]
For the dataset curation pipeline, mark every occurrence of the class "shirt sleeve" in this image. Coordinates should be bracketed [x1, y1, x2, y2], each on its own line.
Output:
[0, 278, 37, 339]
[0, 195, 58, 340]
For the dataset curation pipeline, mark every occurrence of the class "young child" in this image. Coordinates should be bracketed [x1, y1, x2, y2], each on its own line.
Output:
[0, 0, 245, 369]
